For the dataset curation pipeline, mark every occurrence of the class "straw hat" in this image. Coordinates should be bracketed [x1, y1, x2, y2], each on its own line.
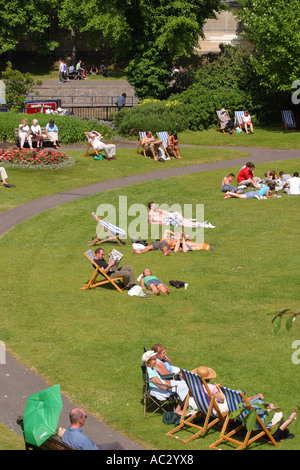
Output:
[196, 366, 217, 380]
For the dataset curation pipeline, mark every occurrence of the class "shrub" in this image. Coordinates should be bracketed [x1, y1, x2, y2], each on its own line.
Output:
[113, 100, 187, 136]
[0, 112, 114, 144]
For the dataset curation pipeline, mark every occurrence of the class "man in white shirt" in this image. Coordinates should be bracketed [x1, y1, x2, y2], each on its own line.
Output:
[284, 172, 300, 195]
[89, 131, 116, 160]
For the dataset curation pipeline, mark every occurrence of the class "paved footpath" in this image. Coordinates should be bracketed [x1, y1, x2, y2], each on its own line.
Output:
[0, 143, 298, 449]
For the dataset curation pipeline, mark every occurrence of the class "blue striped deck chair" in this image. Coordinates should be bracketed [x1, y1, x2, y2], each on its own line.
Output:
[165, 369, 227, 443]
[234, 111, 245, 132]
[90, 212, 126, 247]
[209, 387, 280, 450]
[281, 110, 297, 131]
[156, 131, 173, 159]
[80, 249, 123, 292]
[83, 131, 105, 158]
[216, 110, 231, 133]
[137, 131, 149, 157]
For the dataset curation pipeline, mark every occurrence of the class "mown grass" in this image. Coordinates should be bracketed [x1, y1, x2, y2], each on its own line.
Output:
[0, 157, 299, 451]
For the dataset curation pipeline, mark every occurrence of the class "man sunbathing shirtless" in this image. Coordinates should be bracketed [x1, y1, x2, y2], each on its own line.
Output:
[147, 202, 215, 228]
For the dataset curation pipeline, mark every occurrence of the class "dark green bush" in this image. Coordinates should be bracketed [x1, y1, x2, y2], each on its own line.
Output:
[114, 100, 187, 136]
[0, 112, 114, 144]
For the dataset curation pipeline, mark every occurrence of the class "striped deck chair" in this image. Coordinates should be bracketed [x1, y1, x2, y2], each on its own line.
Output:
[83, 131, 105, 158]
[165, 369, 227, 443]
[216, 110, 231, 133]
[156, 131, 173, 159]
[281, 110, 298, 131]
[234, 111, 245, 132]
[89, 212, 126, 247]
[137, 131, 149, 158]
[209, 387, 281, 450]
[80, 249, 123, 292]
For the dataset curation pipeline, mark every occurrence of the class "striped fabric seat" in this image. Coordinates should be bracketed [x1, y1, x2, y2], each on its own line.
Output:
[90, 212, 126, 247]
[166, 369, 226, 444]
[92, 212, 126, 236]
[209, 386, 280, 450]
[281, 110, 297, 131]
[234, 110, 245, 131]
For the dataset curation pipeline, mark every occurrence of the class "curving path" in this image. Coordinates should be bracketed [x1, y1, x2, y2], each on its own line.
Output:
[0, 144, 299, 449]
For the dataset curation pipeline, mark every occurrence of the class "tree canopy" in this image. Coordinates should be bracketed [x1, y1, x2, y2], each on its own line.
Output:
[235, 0, 300, 93]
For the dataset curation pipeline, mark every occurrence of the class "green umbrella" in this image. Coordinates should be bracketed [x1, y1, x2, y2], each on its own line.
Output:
[23, 384, 63, 447]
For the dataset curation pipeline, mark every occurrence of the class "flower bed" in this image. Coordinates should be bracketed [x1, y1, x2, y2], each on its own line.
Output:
[0, 148, 76, 169]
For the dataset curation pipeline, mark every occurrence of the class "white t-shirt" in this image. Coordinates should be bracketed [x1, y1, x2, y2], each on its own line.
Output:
[287, 176, 300, 195]
[242, 114, 251, 123]
[31, 124, 41, 134]
[19, 124, 29, 134]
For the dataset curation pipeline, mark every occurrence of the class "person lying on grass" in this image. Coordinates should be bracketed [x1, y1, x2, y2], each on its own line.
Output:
[224, 182, 279, 200]
[140, 268, 170, 295]
[161, 230, 212, 253]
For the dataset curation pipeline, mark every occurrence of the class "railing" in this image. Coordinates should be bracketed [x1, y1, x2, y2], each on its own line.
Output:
[25, 95, 139, 107]
[64, 105, 132, 120]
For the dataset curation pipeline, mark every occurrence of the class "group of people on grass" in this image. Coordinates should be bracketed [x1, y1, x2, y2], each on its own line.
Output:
[18, 118, 60, 149]
[141, 345, 297, 442]
[219, 108, 254, 134]
[222, 162, 300, 199]
[141, 130, 182, 161]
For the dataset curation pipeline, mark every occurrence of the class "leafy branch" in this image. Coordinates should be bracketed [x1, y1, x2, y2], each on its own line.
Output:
[265, 309, 300, 335]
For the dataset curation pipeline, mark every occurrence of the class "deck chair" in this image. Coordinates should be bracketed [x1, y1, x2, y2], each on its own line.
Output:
[166, 369, 227, 443]
[234, 111, 245, 132]
[216, 110, 232, 133]
[156, 131, 174, 159]
[209, 387, 281, 450]
[141, 363, 178, 418]
[83, 131, 105, 158]
[281, 110, 298, 131]
[81, 249, 123, 292]
[88, 212, 126, 247]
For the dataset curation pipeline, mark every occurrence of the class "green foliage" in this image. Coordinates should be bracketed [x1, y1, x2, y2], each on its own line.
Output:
[265, 309, 300, 335]
[1, 62, 42, 112]
[235, 0, 300, 93]
[0, 112, 114, 144]
[113, 100, 186, 136]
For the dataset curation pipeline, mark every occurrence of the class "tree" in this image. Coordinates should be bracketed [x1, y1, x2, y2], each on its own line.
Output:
[235, 0, 300, 92]
[0, 0, 60, 54]
[1, 62, 42, 111]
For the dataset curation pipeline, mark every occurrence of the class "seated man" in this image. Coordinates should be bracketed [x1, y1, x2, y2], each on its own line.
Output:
[141, 131, 163, 161]
[89, 131, 116, 160]
[148, 201, 215, 229]
[283, 172, 300, 195]
[237, 162, 260, 188]
[276, 171, 292, 190]
[61, 408, 124, 450]
[221, 173, 243, 194]
[219, 108, 235, 134]
[0, 166, 12, 188]
[93, 247, 136, 289]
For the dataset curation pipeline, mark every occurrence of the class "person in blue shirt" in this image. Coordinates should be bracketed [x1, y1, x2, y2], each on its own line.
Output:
[61, 408, 124, 450]
[46, 119, 59, 149]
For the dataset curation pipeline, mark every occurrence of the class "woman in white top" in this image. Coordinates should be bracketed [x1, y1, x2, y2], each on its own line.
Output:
[31, 119, 44, 148]
[19, 119, 33, 149]
[241, 110, 254, 134]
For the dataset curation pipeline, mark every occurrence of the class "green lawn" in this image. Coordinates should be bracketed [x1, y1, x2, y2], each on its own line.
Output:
[1, 155, 299, 450]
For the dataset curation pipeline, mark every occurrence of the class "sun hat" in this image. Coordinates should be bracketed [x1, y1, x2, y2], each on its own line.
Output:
[142, 350, 157, 363]
[195, 366, 217, 380]
[221, 108, 226, 113]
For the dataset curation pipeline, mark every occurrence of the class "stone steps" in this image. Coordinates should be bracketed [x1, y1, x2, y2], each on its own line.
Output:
[27, 80, 138, 107]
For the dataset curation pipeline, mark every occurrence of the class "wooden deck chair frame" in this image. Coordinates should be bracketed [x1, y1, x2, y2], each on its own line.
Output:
[209, 387, 280, 450]
[83, 131, 105, 157]
[234, 111, 245, 132]
[81, 249, 123, 293]
[137, 131, 154, 158]
[216, 110, 232, 134]
[156, 131, 174, 159]
[166, 369, 227, 443]
[142, 364, 177, 418]
[90, 212, 125, 247]
[281, 110, 298, 131]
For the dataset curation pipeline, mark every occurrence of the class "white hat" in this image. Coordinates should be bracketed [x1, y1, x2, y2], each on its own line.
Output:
[142, 350, 157, 363]
[57, 107, 62, 112]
